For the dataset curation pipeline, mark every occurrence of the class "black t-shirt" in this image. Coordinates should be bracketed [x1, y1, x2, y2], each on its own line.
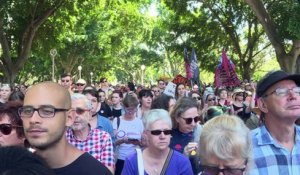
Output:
[53, 153, 112, 175]
[111, 108, 122, 118]
[232, 104, 251, 122]
[98, 102, 112, 118]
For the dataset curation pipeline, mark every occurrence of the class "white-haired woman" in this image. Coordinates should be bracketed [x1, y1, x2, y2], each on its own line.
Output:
[122, 109, 193, 175]
[199, 115, 251, 175]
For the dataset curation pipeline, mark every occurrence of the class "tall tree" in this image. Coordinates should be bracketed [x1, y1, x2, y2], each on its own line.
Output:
[163, 0, 272, 80]
[245, 0, 300, 73]
[0, 0, 67, 83]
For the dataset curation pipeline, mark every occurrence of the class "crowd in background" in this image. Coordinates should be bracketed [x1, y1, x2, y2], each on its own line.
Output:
[1, 70, 300, 175]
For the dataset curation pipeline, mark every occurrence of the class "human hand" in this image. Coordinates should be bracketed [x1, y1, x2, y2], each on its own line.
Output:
[184, 142, 198, 156]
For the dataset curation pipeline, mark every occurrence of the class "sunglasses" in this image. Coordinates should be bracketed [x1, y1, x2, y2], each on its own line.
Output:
[71, 107, 90, 115]
[200, 165, 246, 175]
[236, 93, 245, 96]
[76, 83, 85, 86]
[0, 124, 22, 135]
[150, 129, 172, 136]
[181, 116, 200, 124]
[193, 97, 201, 100]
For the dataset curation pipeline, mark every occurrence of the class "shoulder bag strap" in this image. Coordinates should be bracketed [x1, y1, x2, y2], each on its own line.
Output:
[117, 117, 120, 129]
[160, 149, 174, 175]
[136, 148, 144, 175]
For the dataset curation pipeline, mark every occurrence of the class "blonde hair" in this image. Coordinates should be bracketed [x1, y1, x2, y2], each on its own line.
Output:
[199, 115, 251, 163]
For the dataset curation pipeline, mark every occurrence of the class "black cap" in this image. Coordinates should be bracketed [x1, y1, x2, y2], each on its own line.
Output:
[256, 70, 300, 97]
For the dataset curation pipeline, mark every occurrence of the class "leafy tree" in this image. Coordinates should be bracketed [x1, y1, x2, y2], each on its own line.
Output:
[162, 0, 272, 80]
[0, 0, 67, 83]
[245, 0, 300, 73]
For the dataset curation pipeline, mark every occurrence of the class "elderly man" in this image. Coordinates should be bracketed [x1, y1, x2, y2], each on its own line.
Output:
[19, 82, 111, 175]
[249, 70, 300, 175]
[67, 93, 114, 173]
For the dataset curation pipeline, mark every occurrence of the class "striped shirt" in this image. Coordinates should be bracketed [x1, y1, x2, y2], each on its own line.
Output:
[249, 125, 300, 175]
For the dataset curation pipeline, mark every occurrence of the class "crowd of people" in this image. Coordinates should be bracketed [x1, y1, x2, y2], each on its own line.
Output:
[0, 70, 300, 175]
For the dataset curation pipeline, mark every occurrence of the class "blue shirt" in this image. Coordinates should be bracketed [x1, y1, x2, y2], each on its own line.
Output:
[121, 149, 193, 175]
[249, 125, 300, 175]
[96, 114, 115, 144]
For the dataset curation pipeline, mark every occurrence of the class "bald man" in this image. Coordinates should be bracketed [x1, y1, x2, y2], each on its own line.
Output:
[19, 82, 111, 175]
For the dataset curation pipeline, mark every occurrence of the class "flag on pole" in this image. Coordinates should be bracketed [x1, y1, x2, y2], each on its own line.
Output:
[184, 48, 192, 80]
[190, 48, 200, 88]
[214, 49, 240, 87]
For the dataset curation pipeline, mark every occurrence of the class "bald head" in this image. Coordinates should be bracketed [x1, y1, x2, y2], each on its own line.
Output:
[25, 82, 71, 109]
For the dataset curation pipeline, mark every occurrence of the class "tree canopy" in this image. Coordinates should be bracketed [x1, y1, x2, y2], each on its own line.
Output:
[1, 0, 296, 85]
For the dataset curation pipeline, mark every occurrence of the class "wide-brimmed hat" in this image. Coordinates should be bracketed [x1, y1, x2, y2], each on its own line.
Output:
[256, 70, 300, 97]
[232, 88, 246, 98]
[76, 79, 86, 85]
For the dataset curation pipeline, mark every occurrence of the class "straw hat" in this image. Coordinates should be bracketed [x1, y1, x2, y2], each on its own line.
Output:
[232, 88, 246, 100]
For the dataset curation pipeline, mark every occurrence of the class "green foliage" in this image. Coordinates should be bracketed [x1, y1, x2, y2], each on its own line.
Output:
[0, 0, 295, 84]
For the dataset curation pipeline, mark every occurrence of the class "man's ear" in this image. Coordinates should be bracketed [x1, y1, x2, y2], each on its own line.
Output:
[66, 110, 75, 127]
[257, 98, 268, 114]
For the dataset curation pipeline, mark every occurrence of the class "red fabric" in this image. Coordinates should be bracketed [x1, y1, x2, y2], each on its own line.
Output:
[214, 50, 240, 87]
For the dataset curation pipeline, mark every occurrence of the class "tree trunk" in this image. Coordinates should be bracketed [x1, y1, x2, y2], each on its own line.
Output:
[245, 0, 300, 74]
[0, 1, 64, 83]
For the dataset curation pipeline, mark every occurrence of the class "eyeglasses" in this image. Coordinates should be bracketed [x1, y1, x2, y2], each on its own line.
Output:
[71, 107, 90, 115]
[263, 87, 300, 97]
[76, 83, 85, 86]
[125, 107, 137, 113]
[200, 165, 246, 175]
[193, 97, 201, 100]
[0, 124, 22, 135]
[149, 129, 172, 136]
[207, 98, 216, 102]
[181, 116, 200, 124]
[18, 105, 69, 118]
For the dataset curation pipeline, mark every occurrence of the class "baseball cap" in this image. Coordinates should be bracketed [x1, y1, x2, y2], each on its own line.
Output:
[256, 70, 300, 97]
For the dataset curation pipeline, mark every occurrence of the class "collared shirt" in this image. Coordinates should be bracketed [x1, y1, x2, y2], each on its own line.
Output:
[96, 114, 115, 144]
[66, 128, 114, 168]
[249, 125, 300, 175]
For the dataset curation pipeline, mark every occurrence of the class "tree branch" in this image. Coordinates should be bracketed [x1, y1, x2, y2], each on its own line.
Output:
[244, 0, 285, 56]
[16, 0, 64, 72]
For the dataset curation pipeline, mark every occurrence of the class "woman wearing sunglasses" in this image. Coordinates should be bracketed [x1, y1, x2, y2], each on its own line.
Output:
[170, 97, 203, 174]
[122, 109, 193, 175]
[231, 88, 255, 123]
[199, 115, 251, 175]
[0, 101, 25, 147]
